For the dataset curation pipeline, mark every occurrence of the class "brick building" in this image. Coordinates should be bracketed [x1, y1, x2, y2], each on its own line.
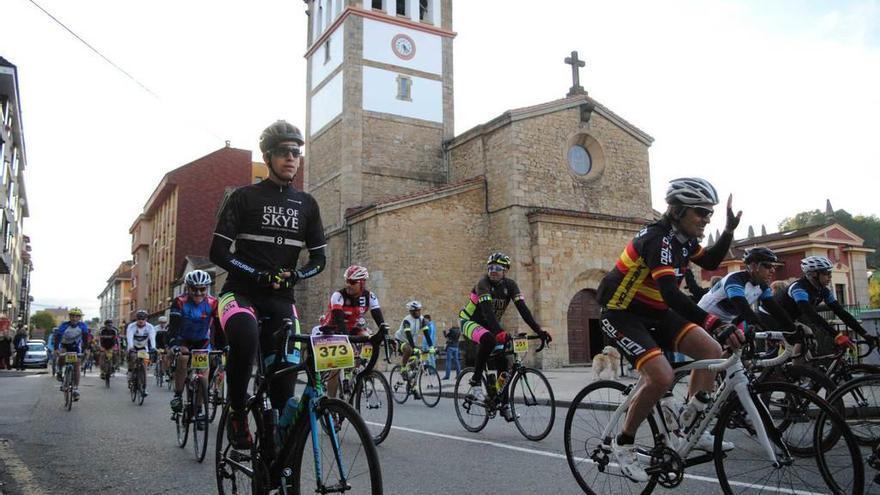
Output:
[128, 145, 262, 320]
[296, 1, 655, 366]
[699, 221, 874, 308]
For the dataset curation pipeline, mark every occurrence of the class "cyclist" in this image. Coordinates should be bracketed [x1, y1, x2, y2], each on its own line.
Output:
[209, 120, 327, 450]
[53, 308, 90, 400]
[395, 300, 434, 398]
[764, 255, 878, 349]
[155, 315, 170, 377]
[318, 265, 390, 398]
[126, 309, 157, 395]
[97, 319, 120, 379]
[596, 177, 745, 482]
[169, 269, 221, 417]
[458, 252, 552, 420]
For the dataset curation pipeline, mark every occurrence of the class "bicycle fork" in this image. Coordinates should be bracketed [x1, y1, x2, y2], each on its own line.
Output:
[305, 387, 351, 491]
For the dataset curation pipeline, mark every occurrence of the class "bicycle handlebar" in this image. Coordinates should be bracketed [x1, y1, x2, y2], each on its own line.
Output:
[707, 350, 742, 373]
[272, 320, 388, 380]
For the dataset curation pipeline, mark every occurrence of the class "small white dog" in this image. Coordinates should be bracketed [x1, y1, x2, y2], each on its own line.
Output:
[591, 345, 621, 380]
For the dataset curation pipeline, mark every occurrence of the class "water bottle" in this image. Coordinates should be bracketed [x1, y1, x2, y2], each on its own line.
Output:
[496, 371, 508, 392]
[486, 373, 497, 395]
[285, 346, 301, 365]
[279, 396, 300, 433]
[679, 391, 711, 433]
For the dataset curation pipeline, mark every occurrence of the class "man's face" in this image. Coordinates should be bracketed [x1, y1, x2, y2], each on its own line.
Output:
[188, 285, 207, 303]
[750, 261, 777, 285]
[69, 315, 82, 324]
[136, 316, 146, 327]
[487, 264, 506, 282]
[265, 140, 302, 181]
[345, 279, 364, 296]
[678, 205, 713, 238]
[409, 309, 421, 318]
[814, 270, 833, 287]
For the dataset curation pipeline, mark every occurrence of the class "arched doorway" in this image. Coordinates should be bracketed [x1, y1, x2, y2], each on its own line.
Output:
[567, 289, 604, 364]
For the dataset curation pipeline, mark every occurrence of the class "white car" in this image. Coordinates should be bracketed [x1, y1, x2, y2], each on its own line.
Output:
[23, 340, 49, 368]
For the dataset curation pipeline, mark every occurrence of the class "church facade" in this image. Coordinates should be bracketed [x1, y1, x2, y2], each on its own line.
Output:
[297, 0, 655, 367]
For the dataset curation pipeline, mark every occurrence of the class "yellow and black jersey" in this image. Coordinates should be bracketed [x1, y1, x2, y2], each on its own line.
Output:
[459, 276, 523, 327]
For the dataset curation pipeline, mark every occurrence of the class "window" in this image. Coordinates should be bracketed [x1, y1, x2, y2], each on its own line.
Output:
[372, 0, 383, 9]
[567, 145, 591, 175]
[396, 75, 412, 101]
[396, 0, 406, 16]
[419, 0, 431, 22]
[324, 39, 331, 64]
[835, 284, 846, 305]
[564, 132, 606, 182]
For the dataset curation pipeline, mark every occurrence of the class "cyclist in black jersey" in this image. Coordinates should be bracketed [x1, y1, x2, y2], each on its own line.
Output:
[209, 120, 327, 450]
[97, 320, 119, 379]
[596, 177, 746, 482]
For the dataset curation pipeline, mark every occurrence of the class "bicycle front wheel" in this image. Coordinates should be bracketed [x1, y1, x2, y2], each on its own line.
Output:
[281, 398, 382, 495]
[137, 365, 147, 406]
[176, 391, 190, 448]
[714, 381, 864, 495]
[564, 380, 659, 495]
[418, 365, 442, 407]
[509, 367, 555, 441]
[388, 365, 409, 404]
[215, 404, 264, 495]
[192, 379, 210, 462]
[453, 368, 490, 433]
[826, 373, 880, 445]
[354, 370, 393, 445]
[63, 369, 73, 411]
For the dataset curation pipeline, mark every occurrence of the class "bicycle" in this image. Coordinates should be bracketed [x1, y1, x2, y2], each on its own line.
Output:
[155, 349, 166, 388]
[453, 334, 555, 441]
[81, 349, 93, 375]
[389, 346, 441, 407]
[215, 319, 382, 494]
[825, 373, 880, 447]
[128, 349, 149, 406]
[100, 348, 114, 388]
[60, 352, 78, 411]
[207, 350, 227, 423]
[322, 327, 393, 445]
[174, 348, 223, 462]
[563, 337, 865, 495]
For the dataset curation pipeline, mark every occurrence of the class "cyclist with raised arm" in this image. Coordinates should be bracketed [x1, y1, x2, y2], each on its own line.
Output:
[458, 252, 552, 420]
[53, 308, 90, 400]
[765, 255, 878, 349]
[126, 310, 156, 394]
[596, 177, 745, 482]
[97, 319, 119, 379]
[394, 300, 433, 400]
[209, 120, 326, 450]
[318, 265, 390, 398]
[169, 270, 221, 417]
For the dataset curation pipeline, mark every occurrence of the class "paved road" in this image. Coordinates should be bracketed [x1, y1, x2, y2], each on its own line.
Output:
[0, 369, 873, 494]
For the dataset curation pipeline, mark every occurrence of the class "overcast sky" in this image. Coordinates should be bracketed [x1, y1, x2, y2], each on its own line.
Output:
[2, 0, 878, 318]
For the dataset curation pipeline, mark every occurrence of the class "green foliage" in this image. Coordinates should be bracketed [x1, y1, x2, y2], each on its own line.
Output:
[30, 310, 57, 331]
[871, 274, 880, 309]
[778, 209, 880, 268]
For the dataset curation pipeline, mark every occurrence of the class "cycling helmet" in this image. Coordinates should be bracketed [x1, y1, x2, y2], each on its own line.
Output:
[259, 120, 304, 153]
[104, 319, 113, 326]
[68, 308, 83, 317]
[665, 177, 719, 206]
[158, 316, 168, 324]
[801, 256, 833, 274]
[343, 265, 369, 281]
[407, 300, 423, 311]
[184, 269, 212, 287]
[135, 309, 149, 320]
[743, 247, 779, 264]
[486, 252, 511, 269]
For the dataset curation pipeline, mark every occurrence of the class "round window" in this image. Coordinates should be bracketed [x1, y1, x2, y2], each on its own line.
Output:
[567, 145, 592, 175]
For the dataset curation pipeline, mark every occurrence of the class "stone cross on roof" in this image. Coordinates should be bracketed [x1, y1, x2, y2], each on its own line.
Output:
[565, 50, 587, 97]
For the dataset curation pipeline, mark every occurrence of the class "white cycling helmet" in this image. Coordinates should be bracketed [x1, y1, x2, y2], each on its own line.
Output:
[185, 269, 212, 287]
[801, 256, 833, 274]
[344, 265, 369, 281]
[158, 316, 168, 324]
[665, 177, 719, 206]
[406, 300, 423, 311]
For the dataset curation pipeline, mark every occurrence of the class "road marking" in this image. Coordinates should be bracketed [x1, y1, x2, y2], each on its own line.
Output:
[0, 439, 48, 495]
[373, 423, 828, 495]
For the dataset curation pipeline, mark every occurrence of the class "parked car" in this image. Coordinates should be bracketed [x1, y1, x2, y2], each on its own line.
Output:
[23, 341, 48, 368]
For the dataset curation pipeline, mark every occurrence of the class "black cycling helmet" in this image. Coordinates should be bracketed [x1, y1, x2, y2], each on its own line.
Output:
[743, 247, 779, 264]
[486, 252, 511, 269]
[259, 120, 304, 153]
[135, 309, 148, 320]
[104, 319, 113, 326]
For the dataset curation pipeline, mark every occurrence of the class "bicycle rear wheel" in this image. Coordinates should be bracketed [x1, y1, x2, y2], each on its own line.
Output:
[192, 379, 210, 462]
[419, 365, 442, 407]
[176, 388, 190, 448]
[63, 369, 73, 411]
[714, 381, 864, 495]
[564, 380, 659, 495]
[509, 367, 555, 441]
[826, 374, 880, 445]
[453, 368, 490, 433]
[155, 361, 163, 387]
[281, 398, 382, 495]
[354, 370, 393, 445]
[103, 360, 111, 388]
[388, 365, 410, 404]
[137, 365, 147, 406]
[216, 404, 264, 495]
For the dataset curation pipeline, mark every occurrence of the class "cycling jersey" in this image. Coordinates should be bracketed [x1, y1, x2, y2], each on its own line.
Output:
[395, 315, 431, 346]
[459, 276, 523, 330]
[98, 326, 119, 350]
[126, 322, 156, 351]
[319, 289, 380, 332]
[212, 179, 327, 297]
[54, 322, 90, 350]
[779, 277, 836, 317]
[698, 270, 773, 323]
[169, 294, 219, 343]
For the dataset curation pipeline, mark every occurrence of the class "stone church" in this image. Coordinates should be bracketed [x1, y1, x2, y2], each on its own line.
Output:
[296, 0, 655, 367]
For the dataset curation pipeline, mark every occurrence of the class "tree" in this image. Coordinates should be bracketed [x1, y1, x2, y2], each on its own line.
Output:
[779, 209, 880, 269]
[871, 274, 880, 309]
[31, 310, 57, 332]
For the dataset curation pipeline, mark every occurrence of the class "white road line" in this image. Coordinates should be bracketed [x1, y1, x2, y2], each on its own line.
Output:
[372, 423, 828, 495]
[0, 439, 48, 495]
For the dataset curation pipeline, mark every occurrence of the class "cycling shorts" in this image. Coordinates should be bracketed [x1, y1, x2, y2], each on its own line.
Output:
[600, 308, 700, 370]
[178, 339, 210, 352]
[59, 342, 81, 354]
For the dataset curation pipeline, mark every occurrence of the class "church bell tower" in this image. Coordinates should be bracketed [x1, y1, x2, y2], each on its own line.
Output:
[303, 0, 455, 231]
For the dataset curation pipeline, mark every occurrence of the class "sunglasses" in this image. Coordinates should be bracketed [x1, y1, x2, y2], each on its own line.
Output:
[691, 207, 714, 219]
[759, 262, 777, 270]
[487, 264, 507, 273]
[270, 146, 302, 158]
[346, 279, 363, 286]
[817, 270, 832, 276]
[137, 316, 146, 321]
[189, 287, 208, 294]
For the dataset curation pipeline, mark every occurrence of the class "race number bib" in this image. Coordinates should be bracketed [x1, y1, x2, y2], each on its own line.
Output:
[311, 335, 354, 371]
[65, 353, 78, 364]
[191, 350, 209, 370]
[513, 338, 529, 354]
[360, 344, 373, 359]
[420, 351, 429, 362]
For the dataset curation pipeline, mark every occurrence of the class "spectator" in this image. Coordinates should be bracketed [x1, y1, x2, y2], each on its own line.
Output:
[13, 326, 28, 371]
[442, 325, 461, 380]
[0, 315, 11, 370]
[422, 314, 437, 367]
